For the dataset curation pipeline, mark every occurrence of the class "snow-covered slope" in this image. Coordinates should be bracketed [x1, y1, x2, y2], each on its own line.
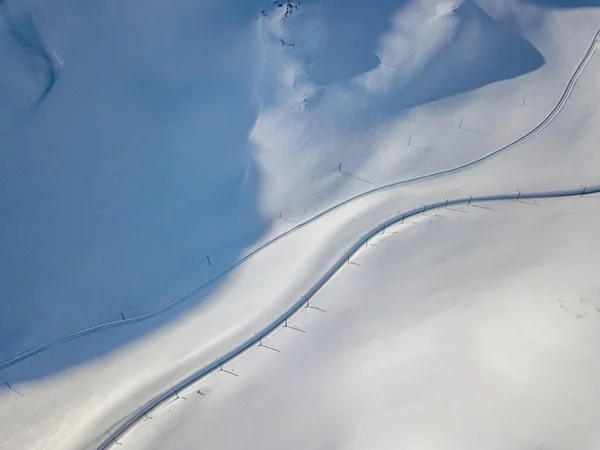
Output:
[2, 0, 600, 449]
[0, 0, 269, 378]
[127, 197, 600, 450]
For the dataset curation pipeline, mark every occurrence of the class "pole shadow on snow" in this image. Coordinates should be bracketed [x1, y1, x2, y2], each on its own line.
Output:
[0, 0, 270, 382]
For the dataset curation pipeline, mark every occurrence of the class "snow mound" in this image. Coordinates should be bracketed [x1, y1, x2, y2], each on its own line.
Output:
[365, 0, 545, 107]
[249, 0, 544, 219]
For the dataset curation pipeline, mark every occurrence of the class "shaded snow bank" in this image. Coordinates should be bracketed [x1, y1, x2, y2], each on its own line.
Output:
[250, 0, 544, 218]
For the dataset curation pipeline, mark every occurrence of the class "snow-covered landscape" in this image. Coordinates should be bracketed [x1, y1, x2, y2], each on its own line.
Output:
[1, 0, 600, 449]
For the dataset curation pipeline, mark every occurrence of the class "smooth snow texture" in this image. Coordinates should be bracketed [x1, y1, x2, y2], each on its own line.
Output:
[0, 0, 269, 379]
[1, 0, 600, 449]
[126, 198, 600, 450]
[2, 18, 597, 373]
[250, 0, 548, 216]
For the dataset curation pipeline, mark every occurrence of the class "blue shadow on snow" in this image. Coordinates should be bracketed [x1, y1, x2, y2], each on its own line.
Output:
[0, 0, 270, 382]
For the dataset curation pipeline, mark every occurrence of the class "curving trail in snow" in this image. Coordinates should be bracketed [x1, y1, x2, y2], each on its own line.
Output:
[95, 183, 600, 450]
[0, 28, 598, 372]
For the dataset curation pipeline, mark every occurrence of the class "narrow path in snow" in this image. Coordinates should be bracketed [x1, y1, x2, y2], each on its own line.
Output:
[95, 184, 600, 450]
[1, 29, 598, 372]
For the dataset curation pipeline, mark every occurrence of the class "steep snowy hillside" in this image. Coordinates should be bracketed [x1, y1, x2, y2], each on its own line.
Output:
[1, 0, 600, 449]
[0, 0, 269, 378]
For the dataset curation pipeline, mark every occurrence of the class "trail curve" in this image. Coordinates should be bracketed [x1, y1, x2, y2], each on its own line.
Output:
[1, 29, 598, 372]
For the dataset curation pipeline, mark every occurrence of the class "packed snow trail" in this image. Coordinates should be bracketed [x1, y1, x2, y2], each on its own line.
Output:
[1, 29, 598, 372]
[94, 184, 600, 450]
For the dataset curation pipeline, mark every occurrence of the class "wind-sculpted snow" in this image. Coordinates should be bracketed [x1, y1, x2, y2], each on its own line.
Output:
[0, 4, 60, 131]
[380, 1, 545, 110]
[250, 0, 549, 215]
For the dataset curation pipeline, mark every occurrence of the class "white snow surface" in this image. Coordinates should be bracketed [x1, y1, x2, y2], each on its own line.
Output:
[2, 0, 600, 449]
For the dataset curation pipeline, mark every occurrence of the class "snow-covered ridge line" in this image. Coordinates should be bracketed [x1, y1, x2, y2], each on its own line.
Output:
[94, 183, 600, 450]
[1, 28, 598, 372]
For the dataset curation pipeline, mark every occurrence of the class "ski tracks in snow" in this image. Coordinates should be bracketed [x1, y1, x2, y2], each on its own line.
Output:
[94, 184, 600, 450]
[1, 30, 599, 373]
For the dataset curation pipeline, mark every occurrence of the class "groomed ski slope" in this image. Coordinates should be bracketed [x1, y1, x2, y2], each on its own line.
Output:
[1, 27, 598, 372]
[95, 184, 600, 450]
